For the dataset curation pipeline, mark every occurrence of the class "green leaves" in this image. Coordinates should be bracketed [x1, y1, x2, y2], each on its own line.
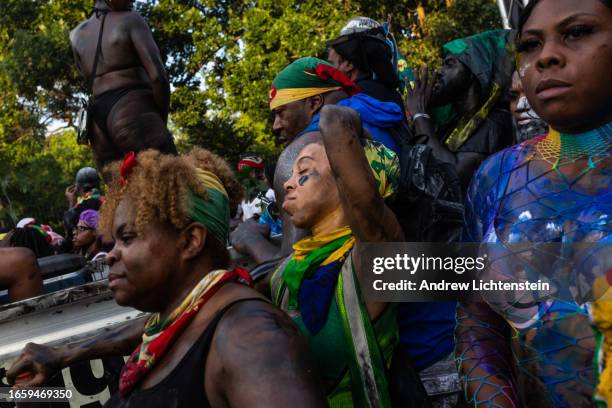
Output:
[0, 0, 501, 228]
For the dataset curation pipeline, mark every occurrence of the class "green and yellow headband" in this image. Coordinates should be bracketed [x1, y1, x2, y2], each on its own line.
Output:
[190, 168, 230, 244]
[269, 57, 361, 110]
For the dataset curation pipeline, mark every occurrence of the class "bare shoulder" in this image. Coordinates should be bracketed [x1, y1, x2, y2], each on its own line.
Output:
[121, 11, 150, 29]
[214, 298, 299, 345]
[205, 297, 326, 407]
[69, 19, 89, 45]
[0, 247, 35, 264]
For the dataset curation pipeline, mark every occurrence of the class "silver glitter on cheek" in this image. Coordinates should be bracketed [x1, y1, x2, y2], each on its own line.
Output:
[519, 62, 531, 79]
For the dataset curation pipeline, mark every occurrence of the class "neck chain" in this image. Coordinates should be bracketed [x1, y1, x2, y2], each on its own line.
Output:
[535, 122, 612, 168]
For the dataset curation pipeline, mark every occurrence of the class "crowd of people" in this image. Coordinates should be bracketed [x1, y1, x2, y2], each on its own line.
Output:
[2, 0, 611, 407]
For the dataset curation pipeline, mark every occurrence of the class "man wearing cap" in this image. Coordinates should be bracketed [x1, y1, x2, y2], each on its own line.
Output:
[327, 16, 408, 110]
[270, 56, 405, 153]
[232, 57, 407, 266]
[62, 167, 104, 253]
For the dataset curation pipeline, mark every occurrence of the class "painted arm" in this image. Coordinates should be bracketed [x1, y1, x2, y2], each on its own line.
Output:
[7, 317, 145, 387]
[455, 155, 518, 406]
[208, 301, 328, 407]
[455, 302, 519, 407]
[129, 13, 170, 122]
[318, 105, 404, 244]
[318, 105, 403, 319]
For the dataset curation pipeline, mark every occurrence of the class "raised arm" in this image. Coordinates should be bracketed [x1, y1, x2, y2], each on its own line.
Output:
[405, 67, 492, 191]
[128, 13, 170, 122]
[7, 317, 145, 387]
[207, 301, 327, 407]
[318, 105, 403, 244]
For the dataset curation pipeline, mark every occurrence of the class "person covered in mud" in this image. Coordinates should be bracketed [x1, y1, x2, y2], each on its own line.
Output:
[8, 149, 326, 408]
[270, 104, 403, 405]
[70, 0, 176, 169]
[231, 57, 406, 265]
[405, 29, 516, 191]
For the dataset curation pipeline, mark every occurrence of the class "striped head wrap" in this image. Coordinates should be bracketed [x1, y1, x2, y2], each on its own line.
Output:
[119, 151, 231, 244]
[190, 168, 230, 244]
[269, 57, 361, 110]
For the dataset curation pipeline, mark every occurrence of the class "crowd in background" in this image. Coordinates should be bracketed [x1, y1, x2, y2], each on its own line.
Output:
[2, 0, 611, 407]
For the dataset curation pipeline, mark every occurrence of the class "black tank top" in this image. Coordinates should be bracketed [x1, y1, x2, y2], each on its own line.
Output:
[104, 297, 265, 408]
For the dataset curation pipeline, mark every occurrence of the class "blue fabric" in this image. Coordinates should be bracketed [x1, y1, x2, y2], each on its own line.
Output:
[300, 93, 454, 369]
[298, 261, 343, 334]
[301, 93, 403, 155]
[397, 302, 457, 370]
[258, 209, 283, 235]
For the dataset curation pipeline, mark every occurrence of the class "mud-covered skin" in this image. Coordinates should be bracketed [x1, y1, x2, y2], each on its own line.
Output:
[70, 1, 175, 168]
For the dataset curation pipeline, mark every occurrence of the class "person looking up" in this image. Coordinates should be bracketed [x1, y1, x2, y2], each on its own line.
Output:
[272, 105, 403, 405]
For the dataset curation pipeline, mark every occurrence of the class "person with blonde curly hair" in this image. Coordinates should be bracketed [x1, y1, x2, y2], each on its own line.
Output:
[8, 148, 326, 408]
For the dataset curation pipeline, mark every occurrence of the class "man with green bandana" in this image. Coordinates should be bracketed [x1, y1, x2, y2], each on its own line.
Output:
[269, 57, 405, 153]
[234, 57, 455, 406]
[233, 57, 406, 265]
[405, 29, 516, 191]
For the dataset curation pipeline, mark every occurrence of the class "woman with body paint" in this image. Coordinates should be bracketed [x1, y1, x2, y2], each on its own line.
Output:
[456, 0, 612, 406]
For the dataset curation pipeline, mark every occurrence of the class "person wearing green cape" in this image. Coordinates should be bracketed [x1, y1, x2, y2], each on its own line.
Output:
[405, 29, 516, 191]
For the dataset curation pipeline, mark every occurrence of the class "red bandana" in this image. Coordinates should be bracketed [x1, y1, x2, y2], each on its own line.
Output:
[118, 267, 252, 398]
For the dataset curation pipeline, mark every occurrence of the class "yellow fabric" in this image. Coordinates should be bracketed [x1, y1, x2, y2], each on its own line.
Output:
[292, 225, 355, 266]
[195, 168, 228, 198]
[593, 301, 612, 405]
[444, 82, 501, 151]
[270, 86, 341, 110]
[362, 140, 400, 200]
[140, 269, 229, 362]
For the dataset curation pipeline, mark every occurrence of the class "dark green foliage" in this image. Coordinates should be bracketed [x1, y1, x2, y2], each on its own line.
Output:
[0, 0, 502, 227]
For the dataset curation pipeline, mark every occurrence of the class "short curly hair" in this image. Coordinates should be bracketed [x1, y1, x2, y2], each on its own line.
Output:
[99, 148, 244, 245]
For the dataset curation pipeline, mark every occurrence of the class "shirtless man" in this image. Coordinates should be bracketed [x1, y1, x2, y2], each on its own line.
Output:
[70, 0, 177, 169]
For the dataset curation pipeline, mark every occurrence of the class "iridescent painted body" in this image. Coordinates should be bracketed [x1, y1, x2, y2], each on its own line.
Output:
[459, 123, 612, 407]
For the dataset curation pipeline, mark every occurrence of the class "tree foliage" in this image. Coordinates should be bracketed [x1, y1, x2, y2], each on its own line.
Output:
[0, 0, 502, 227]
